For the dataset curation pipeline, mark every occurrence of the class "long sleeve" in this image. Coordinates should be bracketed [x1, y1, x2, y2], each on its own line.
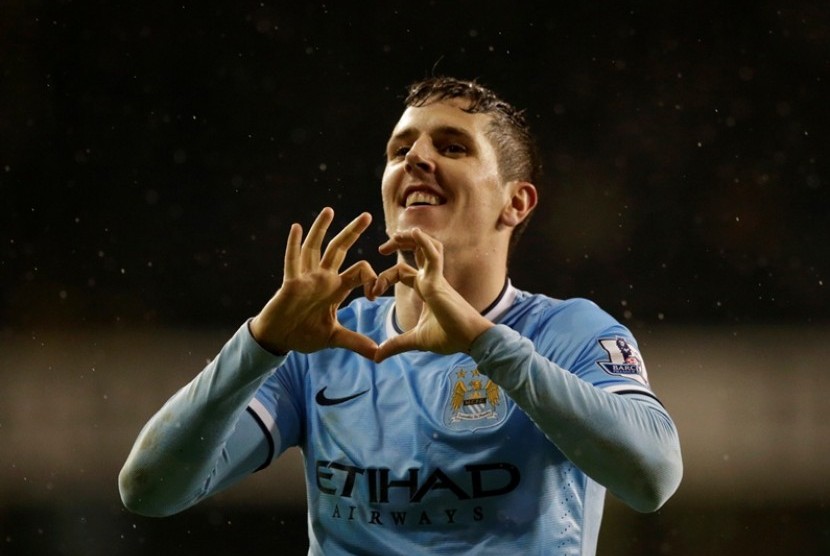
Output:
[118, 321, 285, 517]
[470, 324, 683, 512]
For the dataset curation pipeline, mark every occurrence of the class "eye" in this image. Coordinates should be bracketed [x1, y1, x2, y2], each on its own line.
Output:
[442, 143, 467, 156]
[389, 145, 410, 159]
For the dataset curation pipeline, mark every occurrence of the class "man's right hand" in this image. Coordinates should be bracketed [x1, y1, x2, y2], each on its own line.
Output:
[249, 207, 379, 360]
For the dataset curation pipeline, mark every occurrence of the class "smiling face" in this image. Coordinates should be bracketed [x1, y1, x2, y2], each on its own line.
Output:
[381, 98, 515, 261]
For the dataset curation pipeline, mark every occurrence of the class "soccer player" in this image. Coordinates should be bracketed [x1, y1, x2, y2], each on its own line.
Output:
[119, 77, 683, 555]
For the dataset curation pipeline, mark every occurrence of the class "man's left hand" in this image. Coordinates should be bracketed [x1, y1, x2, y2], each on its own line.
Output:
[372, 228, 493, 362]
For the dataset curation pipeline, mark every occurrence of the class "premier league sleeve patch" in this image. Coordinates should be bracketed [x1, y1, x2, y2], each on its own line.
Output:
[596, 337, 650, 386]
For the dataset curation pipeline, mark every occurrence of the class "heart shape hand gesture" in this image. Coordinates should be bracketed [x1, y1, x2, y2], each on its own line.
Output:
[250, 208, 492, 362]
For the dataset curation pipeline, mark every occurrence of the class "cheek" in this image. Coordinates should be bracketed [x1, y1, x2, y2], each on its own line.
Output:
[381, 161, 403, 195]
[380, 167, 398, 215]
[380, 178, 393, 207]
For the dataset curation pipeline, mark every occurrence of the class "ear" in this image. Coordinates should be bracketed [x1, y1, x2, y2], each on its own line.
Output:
[500, 181, 538, 228]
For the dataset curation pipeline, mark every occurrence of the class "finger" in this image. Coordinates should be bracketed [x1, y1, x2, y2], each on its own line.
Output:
[378, 231, 419, 255]
[372, 262, 417, 297]
[283, 223, 302, 279]
[301, 207, 334, 271]
[374, 331, 419, 362]
[377, 237, 397, 255]
[364, 278, 377, 301]
[412, 228, 444, 275]
[320, 212, 372, 271]
[330, 326, 379, 360]
[337, 260, 378, 300]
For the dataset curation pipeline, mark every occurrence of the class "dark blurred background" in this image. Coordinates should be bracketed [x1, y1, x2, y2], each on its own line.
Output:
[1, 1, 828, 554]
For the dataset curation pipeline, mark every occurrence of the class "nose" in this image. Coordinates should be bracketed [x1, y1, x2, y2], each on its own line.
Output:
[404, 137, 436, 174]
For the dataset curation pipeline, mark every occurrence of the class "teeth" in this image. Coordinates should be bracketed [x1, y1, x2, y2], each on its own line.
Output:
[405, 191, 443, 208]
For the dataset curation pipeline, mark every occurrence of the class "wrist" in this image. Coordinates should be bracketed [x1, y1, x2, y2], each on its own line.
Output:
[465, 317, 494, 353]
[247, 317, 289, 356]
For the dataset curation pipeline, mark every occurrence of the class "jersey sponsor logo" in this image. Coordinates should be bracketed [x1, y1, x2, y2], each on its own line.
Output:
[315, 460, 520, 528]
[443, 367, 507, 431]
[315, 386, 370, 406]
[327, 501, 485, 527]
[596, 337, 649, 386]
[316, 460, 520, 503]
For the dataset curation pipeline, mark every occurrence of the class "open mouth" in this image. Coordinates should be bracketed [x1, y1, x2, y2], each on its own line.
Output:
[403, 190, 446, 208]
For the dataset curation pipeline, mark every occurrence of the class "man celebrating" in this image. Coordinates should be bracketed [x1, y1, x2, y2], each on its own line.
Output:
[119, 77, 682, 555]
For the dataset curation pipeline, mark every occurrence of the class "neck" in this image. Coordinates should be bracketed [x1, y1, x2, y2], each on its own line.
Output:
[393, 252, 509, 332]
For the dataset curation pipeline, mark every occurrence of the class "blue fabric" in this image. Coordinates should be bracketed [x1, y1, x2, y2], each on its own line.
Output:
[119, 284, 681, 556]
[249, 286, 681, 555]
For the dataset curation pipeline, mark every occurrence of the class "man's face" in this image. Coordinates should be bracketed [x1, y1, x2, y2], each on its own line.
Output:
[381, 98, 511, 258]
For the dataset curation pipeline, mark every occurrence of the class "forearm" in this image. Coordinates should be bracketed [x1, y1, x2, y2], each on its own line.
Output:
[471, 325, 683, 512]
[119, 321, 284, 516]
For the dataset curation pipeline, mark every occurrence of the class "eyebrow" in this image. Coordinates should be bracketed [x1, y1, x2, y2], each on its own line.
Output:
[386, 125, 476, 148]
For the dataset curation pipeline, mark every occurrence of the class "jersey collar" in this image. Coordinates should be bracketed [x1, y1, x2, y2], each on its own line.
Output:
[384, 279, 517, 338]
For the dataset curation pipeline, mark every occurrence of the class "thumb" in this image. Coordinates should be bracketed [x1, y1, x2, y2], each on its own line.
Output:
[330, 326, 379, 361]
[374, 330, 419, 363]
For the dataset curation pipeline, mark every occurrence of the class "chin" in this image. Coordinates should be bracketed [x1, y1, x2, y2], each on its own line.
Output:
[396, 209, 444, 233]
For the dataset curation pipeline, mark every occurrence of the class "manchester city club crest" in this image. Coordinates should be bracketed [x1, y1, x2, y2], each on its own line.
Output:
[443, 367, 507, 431]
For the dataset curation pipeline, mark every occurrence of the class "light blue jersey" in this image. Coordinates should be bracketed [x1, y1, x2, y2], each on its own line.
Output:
[246, 283, 661, 555]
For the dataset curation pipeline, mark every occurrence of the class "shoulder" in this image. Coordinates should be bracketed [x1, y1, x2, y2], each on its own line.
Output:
[508, 290, 632, 358]
[512, 291, 621, 332]
[511, 291, 652, 388]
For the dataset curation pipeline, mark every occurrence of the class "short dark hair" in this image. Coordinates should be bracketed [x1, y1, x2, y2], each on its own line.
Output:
[404, 76, 541, 253]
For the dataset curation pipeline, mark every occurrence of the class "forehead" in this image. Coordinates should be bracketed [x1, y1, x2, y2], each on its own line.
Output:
[388, 98, 494, 142]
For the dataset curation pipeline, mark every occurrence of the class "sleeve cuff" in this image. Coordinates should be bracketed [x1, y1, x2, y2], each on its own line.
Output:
[470, 324, 522, 362]
[217, 319, 288, 384]
[243, 319, 290, 358]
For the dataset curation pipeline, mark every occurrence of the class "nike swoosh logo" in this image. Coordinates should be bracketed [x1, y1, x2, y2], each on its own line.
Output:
[315, 386, 369, 406]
